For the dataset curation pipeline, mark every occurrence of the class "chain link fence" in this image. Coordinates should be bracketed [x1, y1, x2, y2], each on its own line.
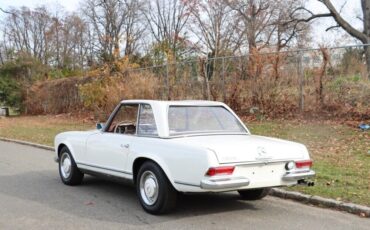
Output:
[128, 44, 370, 117]
[25, 44, 370, 119]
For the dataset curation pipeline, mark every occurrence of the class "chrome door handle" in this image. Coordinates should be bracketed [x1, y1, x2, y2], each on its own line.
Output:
[121, 144, 130, 148]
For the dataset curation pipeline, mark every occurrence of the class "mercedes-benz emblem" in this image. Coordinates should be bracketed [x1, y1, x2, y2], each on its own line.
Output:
[257, 146, 267, 156]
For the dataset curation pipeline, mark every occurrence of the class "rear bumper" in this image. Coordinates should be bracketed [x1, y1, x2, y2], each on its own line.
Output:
[200, 176, 250, 190]
[199, 170, 315, 190]
[282, 170, 315, 181]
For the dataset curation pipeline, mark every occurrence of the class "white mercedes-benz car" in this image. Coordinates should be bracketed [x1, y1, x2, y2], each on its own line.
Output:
[55, 100, 315, 214]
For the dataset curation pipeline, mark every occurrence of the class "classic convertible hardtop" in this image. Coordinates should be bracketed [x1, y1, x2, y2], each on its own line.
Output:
[106, 99, 250, 138]
[55, 99, 315, 214]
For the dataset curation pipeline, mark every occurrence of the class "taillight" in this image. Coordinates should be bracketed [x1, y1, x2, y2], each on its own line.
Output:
[295, 160, 313, 169]
[206, 166, 235, 176]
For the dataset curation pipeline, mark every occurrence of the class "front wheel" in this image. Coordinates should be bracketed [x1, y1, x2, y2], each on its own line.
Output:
[58, 146, 84, 185]
[136, 161, 177, 214]
[238, 188, 270, 200]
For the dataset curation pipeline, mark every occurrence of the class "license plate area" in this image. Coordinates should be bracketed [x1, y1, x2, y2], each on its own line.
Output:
[235, 163, 287, 186]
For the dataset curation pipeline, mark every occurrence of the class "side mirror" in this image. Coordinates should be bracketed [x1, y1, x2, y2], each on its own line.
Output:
[96, 123, 105, 130]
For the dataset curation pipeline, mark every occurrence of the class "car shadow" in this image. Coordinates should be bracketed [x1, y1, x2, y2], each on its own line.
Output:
[0, 170, 259, 226]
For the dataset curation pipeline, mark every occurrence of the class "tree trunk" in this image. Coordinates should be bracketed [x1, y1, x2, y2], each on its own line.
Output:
[362, 0, 370, 79]
[364, 44, 370, 80]
[273, 55, 280, 81]
[200, 58, 211, 100]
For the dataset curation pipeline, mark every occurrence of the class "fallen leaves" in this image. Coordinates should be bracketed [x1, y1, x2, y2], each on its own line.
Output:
[84, 201, 95, 206]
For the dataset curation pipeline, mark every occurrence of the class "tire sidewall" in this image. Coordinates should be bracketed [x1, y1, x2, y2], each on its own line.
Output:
[136, 161, 170, 214]
[58, 147, 75, 184]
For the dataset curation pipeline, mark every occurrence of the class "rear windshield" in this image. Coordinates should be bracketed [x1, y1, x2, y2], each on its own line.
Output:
[168, 106, 246, 136]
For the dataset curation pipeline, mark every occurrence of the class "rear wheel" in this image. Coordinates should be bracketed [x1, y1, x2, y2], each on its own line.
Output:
[58, 146, 84, 185]
[136, 161, 177, 214]
[238, 188, 270, 200]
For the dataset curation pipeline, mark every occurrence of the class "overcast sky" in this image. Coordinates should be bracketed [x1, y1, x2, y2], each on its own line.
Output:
[0, 0, 79, 12]
[0, 0, 364, 47]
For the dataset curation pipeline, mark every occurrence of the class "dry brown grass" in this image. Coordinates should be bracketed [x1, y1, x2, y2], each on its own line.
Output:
[22, 48, 370, 120]
[78, 72, 161, 119]
[0, 115, 94, 145]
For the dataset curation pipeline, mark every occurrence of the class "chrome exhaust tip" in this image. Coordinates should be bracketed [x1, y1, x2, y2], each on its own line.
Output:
[297, 179, 315, 186]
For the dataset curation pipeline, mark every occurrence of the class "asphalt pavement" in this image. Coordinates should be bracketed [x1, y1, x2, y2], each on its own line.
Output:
[0, 140, 368, 230]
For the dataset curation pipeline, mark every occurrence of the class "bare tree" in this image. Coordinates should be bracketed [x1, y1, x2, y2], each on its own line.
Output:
[225, 0, 279, 80]
[0, 43, 5, 65]
[123, 0, 145, 56]
[142, 0, 192, 63]
[3, 7, 52, 65]
[226, 0, 277, 52]
[293, 0, 370, 79]
[272, 1, 309, 51]
[49, 11, 63, 68]
[82, 0, 142, 63]
[59, 13, 90, 69]
[271, 0, 309, 79]
[188, 0, 244, 80]
[188, 0, 244, 57]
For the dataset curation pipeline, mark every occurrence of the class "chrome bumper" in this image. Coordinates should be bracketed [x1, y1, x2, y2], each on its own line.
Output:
[282, 170, 315, 181]
[200, 176, 250, 190]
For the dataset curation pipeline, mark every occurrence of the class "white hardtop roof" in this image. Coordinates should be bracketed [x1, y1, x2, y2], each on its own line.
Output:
[120, 99, 225, 106]
[117, 99, 248, 137]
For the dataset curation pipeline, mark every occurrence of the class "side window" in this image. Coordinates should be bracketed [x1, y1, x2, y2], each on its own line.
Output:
[138, 104, 158, 136]
[106, 104, 139, 134]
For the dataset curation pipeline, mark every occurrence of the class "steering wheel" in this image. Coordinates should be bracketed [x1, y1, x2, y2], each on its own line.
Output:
[114, 122, 134, 134]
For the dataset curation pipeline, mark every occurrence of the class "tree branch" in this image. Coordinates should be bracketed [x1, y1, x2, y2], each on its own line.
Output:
[325, 25, 340, 32]
[293, 0, 367, 43]
[291, 6, 333, 23]
[0, 7, 12, 14]
[319, 0, 367, 43]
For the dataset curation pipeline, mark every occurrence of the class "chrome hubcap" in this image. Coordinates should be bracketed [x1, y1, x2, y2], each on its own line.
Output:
[60, 153, 72, 179]
[139, 171, 159, 205]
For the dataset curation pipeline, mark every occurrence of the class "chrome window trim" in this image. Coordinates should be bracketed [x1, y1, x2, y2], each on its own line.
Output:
[103, 102, 140, 136]
[137, 103, 159, 137]
[167, 105, 248, 136]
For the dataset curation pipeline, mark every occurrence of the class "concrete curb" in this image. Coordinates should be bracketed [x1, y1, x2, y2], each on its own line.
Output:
[0, 137, 54, 151]
[270, 188, 370, 218]
[1, 137, 369, 218]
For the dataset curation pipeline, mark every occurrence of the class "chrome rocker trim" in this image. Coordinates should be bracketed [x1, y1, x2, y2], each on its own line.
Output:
[200, 176, 250, 190]
[282, 170, 316, 181]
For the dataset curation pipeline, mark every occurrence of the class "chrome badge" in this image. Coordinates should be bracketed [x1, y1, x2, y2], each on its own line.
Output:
[256, 146, 272, 161]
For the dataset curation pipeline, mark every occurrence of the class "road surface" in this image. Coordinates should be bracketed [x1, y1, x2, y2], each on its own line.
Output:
[0, 140, 368, 230]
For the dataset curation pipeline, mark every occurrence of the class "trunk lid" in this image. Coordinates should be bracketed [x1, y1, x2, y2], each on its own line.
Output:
[170, 134, 306, 163]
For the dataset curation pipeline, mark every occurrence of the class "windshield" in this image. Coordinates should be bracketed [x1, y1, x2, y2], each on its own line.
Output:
[168, 106, 247, 136]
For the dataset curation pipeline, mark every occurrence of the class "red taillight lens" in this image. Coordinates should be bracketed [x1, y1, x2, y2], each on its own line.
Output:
[206, 166, 235, 176]
[295, 160, 313, 168]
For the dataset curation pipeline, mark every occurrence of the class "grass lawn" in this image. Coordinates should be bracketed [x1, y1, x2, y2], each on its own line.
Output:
[0, 115, 369, 206]
[247, 120, 370, 206]
[0, 115, 94, 146]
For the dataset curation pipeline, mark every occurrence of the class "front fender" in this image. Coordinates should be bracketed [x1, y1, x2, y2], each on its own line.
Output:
[54, 131, 96, 163]
[54, 134, 77, 161]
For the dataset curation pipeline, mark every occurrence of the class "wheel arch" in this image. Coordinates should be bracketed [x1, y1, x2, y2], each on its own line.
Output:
[132, 156, 175, 189]
[57, 143, 67, 156]
[57, 142, 76, 160]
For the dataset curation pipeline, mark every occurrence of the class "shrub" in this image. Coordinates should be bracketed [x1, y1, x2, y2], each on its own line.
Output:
[78, 73, 160, 118]
[0, 76, 22, 108]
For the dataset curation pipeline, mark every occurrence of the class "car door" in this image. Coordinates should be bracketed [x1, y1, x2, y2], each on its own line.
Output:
[83, 103, 139, 177]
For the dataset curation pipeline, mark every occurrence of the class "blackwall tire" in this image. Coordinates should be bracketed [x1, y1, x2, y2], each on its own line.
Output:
[136, 161, 177, 214]
[58, 146, 84, 186]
